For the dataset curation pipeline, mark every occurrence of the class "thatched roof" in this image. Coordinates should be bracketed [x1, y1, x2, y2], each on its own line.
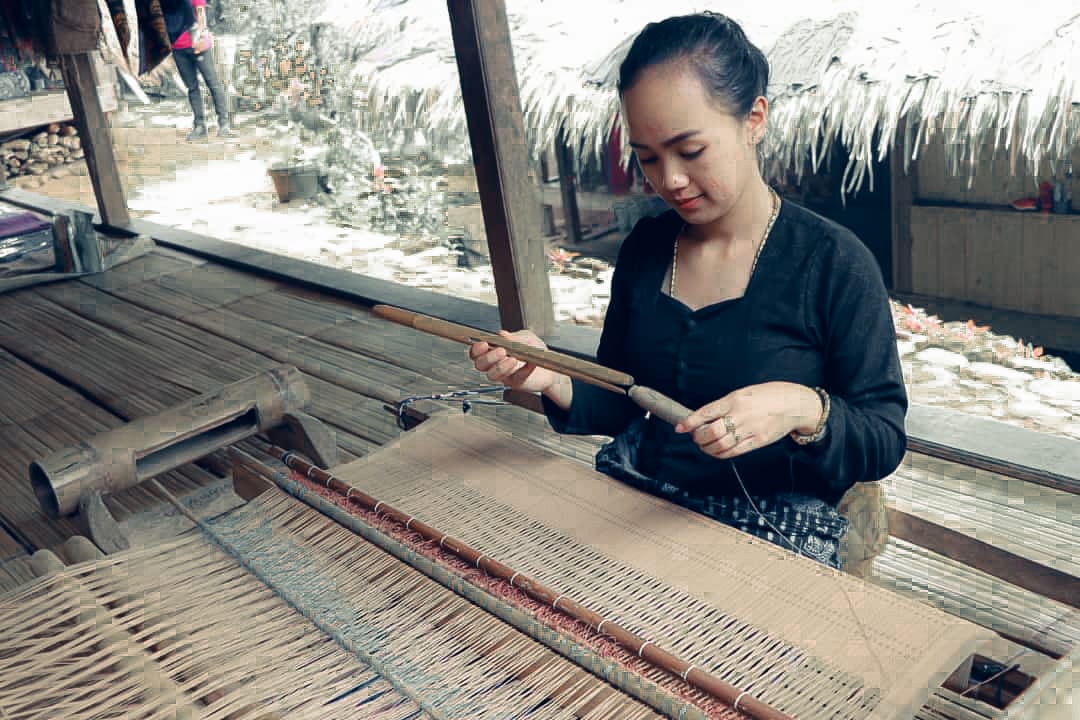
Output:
[313, 0, 1080, 192]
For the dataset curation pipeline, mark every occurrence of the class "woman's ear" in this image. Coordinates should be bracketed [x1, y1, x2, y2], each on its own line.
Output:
[745, 95, 769, 145]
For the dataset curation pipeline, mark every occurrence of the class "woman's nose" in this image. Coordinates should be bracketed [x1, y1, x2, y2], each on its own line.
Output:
[664, 171, 688, 191]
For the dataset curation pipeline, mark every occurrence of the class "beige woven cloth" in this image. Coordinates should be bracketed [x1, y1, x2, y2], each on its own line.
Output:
[332, 413, 994, 720]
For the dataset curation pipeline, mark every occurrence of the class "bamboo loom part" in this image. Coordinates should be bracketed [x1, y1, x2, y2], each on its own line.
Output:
[29, 364, 311, 517]
[371, 304, 695, 426]
[266, 444, 795, 720]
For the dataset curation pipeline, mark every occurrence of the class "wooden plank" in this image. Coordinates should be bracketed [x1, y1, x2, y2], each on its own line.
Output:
[59, 54, 129, 228]
[1020, 214, 1048, 314]
[906, 404, 1080, 496]
[991, 212, 1023, 311]
[79, 250, 206, 292]
[887, 507, 1080, 610]
[890, 126, 916, 292]
[966, 211, 994, 306]
[0, 78, 118, 135]
[916, 133, 947, 201]
[446, 0, 554, 336]
[1040, 214, 1080, 318]
[1057, 216, 1080, 317]
[910, 205, 940, 295]
[937, 207, 968, 299]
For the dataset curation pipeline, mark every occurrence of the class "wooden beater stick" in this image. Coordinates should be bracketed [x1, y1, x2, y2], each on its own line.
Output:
[372, 305, 694, 426]
[269, 446, 796, 720]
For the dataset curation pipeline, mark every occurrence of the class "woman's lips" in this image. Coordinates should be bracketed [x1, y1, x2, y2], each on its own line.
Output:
[675, 195, 703, 209]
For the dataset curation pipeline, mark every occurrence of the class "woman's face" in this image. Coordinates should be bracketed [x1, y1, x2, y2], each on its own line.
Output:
[620, 61, 764, 225]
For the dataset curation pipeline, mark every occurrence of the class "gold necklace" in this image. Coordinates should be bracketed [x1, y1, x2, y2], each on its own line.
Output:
[670, 187, 780, 299]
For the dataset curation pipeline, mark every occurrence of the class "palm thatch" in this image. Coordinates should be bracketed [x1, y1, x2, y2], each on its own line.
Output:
[312, 0, 1080, 193]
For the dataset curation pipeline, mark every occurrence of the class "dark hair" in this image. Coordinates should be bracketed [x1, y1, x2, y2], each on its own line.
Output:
[617, 13, 769, 118]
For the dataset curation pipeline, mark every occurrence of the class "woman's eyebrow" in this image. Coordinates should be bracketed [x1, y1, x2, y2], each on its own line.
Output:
[628, 130, 702, 149]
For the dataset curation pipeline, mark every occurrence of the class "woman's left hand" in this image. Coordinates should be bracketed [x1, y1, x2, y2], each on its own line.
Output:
[674, 382, 823, 459]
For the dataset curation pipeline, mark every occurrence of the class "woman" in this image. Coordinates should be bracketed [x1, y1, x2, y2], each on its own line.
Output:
[468, 12, 907, 569]
[162, 0, 234, 141]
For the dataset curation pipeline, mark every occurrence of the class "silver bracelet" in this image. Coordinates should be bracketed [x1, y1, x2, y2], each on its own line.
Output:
[790, 387, 830, 445]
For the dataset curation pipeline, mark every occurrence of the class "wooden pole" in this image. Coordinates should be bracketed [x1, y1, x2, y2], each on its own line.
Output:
[446, 0, 554, 335]
[890, 118, 916, 292]
[555, 127, 583, 244]
[539, 152, 556, 236]
[59, 53, 130, 228]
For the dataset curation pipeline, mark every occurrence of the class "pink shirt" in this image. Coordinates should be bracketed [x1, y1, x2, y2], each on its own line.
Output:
[172, 0, 212, 51]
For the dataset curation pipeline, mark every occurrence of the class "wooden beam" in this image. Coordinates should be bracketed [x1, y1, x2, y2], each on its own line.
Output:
[887, 507, 1080, 610]
[446, 0, 554, 335]
[555, 127, 583, 244]
[59, 53, 129, 229]
[891, 119, 916, 293]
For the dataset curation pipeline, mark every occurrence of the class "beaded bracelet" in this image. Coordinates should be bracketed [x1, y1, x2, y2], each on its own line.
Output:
[790, 386, 830, 445]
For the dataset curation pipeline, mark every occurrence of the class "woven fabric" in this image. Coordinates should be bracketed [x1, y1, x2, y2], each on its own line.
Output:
[596, 417, 849, 569]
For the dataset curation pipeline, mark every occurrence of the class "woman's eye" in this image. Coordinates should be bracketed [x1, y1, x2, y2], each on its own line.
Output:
[681, 148, 704, 160]
[638, 156, 657, 166]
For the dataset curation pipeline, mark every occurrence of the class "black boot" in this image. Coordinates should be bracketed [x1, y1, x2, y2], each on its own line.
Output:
[217, 122, 237, 138]
[187, 124, 208, 141]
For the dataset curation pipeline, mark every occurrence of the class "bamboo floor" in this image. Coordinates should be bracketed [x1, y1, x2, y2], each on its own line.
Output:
[0, 241, 1074, 663]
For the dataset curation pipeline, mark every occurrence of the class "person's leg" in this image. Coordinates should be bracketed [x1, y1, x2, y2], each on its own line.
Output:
[192, 45, 235, 137]
[172, 49, 207, 140]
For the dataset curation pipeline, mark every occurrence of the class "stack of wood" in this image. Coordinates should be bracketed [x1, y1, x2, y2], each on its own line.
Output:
[1, 123, 85, 185]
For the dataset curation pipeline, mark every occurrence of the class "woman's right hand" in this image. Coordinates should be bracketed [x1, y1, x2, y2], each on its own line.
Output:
[468, 330, 559, 394]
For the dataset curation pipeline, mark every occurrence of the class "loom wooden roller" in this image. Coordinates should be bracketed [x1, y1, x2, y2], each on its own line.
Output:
[372, 304, 695, 426]
[28, 365, 337, 552]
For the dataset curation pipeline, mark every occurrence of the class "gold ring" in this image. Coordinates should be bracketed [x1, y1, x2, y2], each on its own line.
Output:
[722, 415, 736, 437]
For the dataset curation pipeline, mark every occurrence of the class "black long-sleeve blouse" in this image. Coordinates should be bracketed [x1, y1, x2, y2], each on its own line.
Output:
[541, 199, 908, 507]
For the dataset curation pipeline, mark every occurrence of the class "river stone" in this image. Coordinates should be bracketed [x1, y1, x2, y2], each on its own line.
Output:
[896, 340, 916, 357]
[910, 365, 955, 386]
[1028, 378, 1080, 404]
[915, 348, 970, 369]
[964, 362, 1031, 386]
[1006, 356, 1053, 373]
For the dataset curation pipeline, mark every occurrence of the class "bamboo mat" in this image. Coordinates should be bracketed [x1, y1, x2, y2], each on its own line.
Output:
[0, 555, 33, 595]
[887, 454, 1079, 577]
[326, 412, 994, 720]
[0, 249, 462, 552]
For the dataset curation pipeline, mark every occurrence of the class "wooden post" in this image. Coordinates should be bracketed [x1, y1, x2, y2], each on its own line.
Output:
[539, 152, 556, 236]
[59, 53, 130, 228]
[555, 127, 583, 244]
[446, 0, 554, 335]
[891, 118, 916, 293]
